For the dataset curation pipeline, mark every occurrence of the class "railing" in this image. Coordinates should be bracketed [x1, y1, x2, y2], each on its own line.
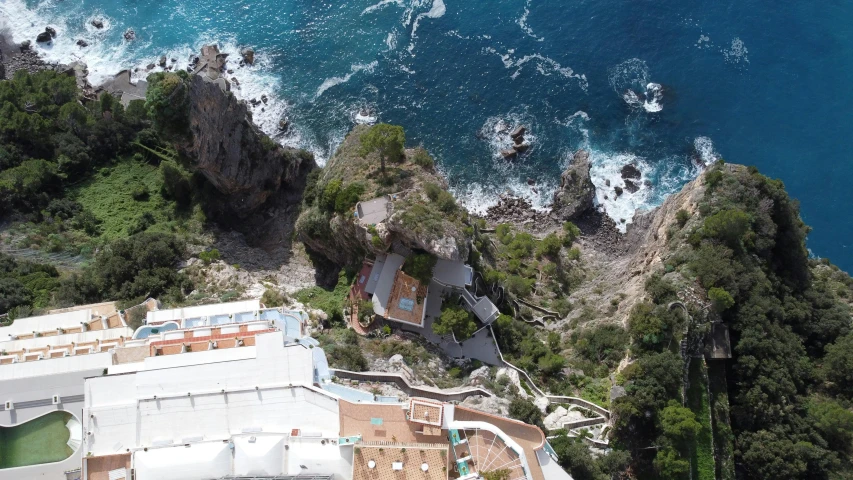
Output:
[359, 440, 447, 448]
[330, 369, 492, 402]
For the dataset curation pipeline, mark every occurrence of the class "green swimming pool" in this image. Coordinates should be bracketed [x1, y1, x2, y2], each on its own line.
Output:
[0, 411, 75, 469]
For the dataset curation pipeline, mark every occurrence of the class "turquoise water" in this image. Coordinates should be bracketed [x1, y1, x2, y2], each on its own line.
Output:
[2, 0, 850, 270]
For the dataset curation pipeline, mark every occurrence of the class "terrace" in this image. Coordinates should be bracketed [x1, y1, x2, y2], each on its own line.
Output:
[353, 445, 448, 480]
[83, 453, 131, 480]
[385, 270, 427, 326]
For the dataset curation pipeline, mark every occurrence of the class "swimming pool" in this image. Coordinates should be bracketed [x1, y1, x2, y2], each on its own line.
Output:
[0, 411, 78, 469]
[132, 321, 179, 339]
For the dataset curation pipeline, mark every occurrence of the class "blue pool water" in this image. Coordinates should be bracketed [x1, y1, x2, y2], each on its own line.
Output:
[2, 0, 850, 270]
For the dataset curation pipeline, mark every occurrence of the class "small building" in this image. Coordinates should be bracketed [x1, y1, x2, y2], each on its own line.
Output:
[355, 196, 391, 226]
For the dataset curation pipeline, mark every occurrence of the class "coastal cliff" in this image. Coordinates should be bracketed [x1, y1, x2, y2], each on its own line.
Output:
[178, 74, 316, 219]
[295, 125, 469, 267]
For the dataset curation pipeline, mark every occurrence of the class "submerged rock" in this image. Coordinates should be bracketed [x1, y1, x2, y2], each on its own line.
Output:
[91, 19, 104, 29]
[123, 29, 135, 41]
[501, 149, 517, 159]
[552, 149, 596, 220]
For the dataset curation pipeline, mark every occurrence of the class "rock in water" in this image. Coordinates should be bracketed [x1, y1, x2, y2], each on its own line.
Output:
[512, 142, 530, 153]
[91, 19, 104, 29]
[77, 40, 89, 48]
[614, 186, 624, 197]
[510, 125, 526, 139]
[241, 48, 255, 65]
[501, 149, 517, 159]
[159, 55, 167, 67]
[19, 40, 31, 51]
[36, 31, 52, 43]
[624, 179, 639, 193]
[123, 29, 135, 41]
[177, 75, 315, 219]
[621, 163, 642, 180]
[551, 149, 596, 220]
[45, 27, 57, 38]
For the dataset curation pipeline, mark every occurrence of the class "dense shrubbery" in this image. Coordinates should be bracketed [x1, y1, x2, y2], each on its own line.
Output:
[0, 253, 61, 317]
[612, 164, 853, 479]
[402, 253, 436, 284]
[432, 305, 477, 341]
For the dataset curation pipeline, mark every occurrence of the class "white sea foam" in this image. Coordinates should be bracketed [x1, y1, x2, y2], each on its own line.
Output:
[643, 82, 663, 112]
[385, 32, 397, 52]
[723, 37, 749, 64]
[608, 58, 664, 112]
[315, 61, 379, 99]
[361, 0, 405, 16]
[693, 136, 719, 166]
[517, 0, 544, 42]
[479, 112, 539, 160]
[483, 47, 588, 90]
[408, 0, 445, 53]
[451, 176, 557, 215]
[587, 151, 652, 231]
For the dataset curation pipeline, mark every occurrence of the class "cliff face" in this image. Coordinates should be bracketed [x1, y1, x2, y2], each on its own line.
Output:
[180, 75, 315, 218]
[552, 149, 596, 220]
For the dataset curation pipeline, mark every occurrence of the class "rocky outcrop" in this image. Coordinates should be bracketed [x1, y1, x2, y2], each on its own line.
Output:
[552, 149, 595, 220]
[179, 74, 316, 218]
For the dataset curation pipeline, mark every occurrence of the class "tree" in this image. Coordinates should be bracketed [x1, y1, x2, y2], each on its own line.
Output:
[708, 287, 735, 311]
[808, 398, 853, 451]
[433, 306, 477, 341]
[563, 221, 581, 244]
[824, 333, 853, 395]
[536, 233, 562, 258]
[703, 208, 751, 248]
[538, 352, 566, 376]
[660, 402, 701, 443]
[402, 253, 436, 284]
[653, 448, 689, 479]
[359, 123, 405, 175]
[145, 71, 190, 136]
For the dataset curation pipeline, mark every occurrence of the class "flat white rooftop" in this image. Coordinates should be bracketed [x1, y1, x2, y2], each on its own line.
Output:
[146, 299, 261, 324]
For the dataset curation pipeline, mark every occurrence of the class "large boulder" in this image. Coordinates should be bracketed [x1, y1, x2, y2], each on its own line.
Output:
[178, 75, 315, 218]
[552, 149, 595, 220]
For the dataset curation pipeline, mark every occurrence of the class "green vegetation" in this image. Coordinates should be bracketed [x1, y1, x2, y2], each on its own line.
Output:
[402, 253, 436, 284]
[686, 360, 716, 480]
[549, 430, 630, 480]
[432, 305, 477, 341]
[508, 398, 544, 429]
[612, 164, 853, 479]
[0, 253, 60, 318]
[359, 123, 405, 175]
[294, 270, 351, 320]
[145, 71, 190, 137]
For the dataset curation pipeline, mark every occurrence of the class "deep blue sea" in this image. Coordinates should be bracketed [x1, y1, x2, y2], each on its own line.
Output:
[2, 0, 850, 271]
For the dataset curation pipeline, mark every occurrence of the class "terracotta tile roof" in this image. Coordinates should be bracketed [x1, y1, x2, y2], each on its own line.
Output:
[84, 453, 131, 480]
[353, 445, 448, 480]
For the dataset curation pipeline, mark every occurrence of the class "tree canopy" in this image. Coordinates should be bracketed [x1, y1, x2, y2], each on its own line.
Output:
[359, 123, 405, 174]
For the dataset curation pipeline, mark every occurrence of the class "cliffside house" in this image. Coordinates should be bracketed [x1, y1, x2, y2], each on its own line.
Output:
[359, 253, 499, 330]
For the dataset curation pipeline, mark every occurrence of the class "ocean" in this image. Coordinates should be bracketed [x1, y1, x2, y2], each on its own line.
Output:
[1, 0, 850, 271]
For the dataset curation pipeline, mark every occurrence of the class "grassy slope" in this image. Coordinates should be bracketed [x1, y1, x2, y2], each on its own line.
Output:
[687, 359, 715, 480]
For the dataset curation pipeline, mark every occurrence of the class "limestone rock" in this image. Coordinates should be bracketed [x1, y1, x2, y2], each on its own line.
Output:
[241, 48, 255, 65]
[177, 75, 316, 219]
[551, 149, 595, 220]
[496, 367, 528, 399]
[610, 385, 627, 402]
[534, 396, 550, 413]
[468, 365, 491, 386]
